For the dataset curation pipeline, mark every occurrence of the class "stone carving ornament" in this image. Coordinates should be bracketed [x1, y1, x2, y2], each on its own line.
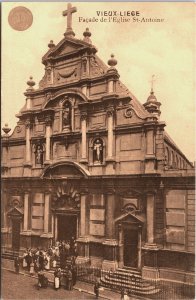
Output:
[8, 196, 23, 209]
[52, 183, 80, 210]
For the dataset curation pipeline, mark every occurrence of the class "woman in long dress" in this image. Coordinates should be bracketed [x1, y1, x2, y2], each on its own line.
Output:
[30, 262, 34, 275]
[45, 254, 50, 270]
[54, 268, 61, 290]
[22, 251, 27, 268]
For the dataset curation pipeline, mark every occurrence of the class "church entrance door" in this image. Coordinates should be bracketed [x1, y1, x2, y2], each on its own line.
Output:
[123, 228, 138, 268]
[57, 215, 77, 242]
[12, 218, 21, 251]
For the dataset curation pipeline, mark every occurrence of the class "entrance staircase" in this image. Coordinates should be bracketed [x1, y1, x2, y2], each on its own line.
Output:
[100, 267, 160, 296]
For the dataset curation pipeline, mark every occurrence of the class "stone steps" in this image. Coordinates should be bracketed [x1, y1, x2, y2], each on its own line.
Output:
[100, 268, 160, 296]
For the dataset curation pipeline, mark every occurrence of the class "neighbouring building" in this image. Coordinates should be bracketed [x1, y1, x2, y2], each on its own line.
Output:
[2, 4, 195, 283]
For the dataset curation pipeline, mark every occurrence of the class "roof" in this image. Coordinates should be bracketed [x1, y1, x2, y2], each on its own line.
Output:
[164, 131, 192, 164]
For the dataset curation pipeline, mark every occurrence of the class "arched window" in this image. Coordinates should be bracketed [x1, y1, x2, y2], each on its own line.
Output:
[176, 155, 179, 169]
[93, 138, 103, 164]
[179, 157, 182, 169]
[171, 151, 174, 166]
[165, 147, 170, 165]
[62, 101, 71, 130]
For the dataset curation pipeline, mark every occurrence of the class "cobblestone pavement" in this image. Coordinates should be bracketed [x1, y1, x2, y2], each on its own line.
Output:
[1, 269, 98, 300]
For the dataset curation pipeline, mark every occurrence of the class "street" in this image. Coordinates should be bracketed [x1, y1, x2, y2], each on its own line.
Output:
[2, 269, 97, 300]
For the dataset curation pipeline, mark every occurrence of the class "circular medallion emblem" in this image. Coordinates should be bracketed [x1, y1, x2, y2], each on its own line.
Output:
[8, 6, 33, 31]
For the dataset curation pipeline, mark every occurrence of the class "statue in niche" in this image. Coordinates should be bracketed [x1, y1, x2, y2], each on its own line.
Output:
[63, 101, 71, 129]
[35, 144, 44, 165]
[93, 138, 103, 164]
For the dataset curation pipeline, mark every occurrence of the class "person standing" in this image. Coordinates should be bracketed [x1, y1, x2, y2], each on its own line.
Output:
[66, 268, 73, 291]
[72, 265, 77, 286]
[94, 281, 100, 299]
[39, 251, 44, 271]
[30, 262, 34, 276]
[14, 257, 20, 274]
[25, 251, 32, 271]
[45, 253, 50, 271]
[54, 268, 61, 291]
[22, 250, 27, 269]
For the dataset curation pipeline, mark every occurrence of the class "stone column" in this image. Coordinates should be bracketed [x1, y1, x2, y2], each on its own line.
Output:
[59, 108, 63, 132]
[142, 192, 159, 279]
[23, 193, 29, 231]
[118, 224, 124, 268]
[102, 192, 118, 270]
[44, 194, 50, 234]
[105, 193, 115, 238]
[76, 194, 90, 263]
[146, 129, 154, 155]
[146, 193, 156, 246]
[80, 194, 87, 236]
[107, 109, 114, 159]
[25, 120, 31, 164]
[2, 190, 7, 230]
[54, 215, 58, 241]
[71, 106, 74, 131]
[145, 126, 155, 173]
[45, 116, 52, 163]
[81, 113, 87, 161]
[138, 225, 142, 270]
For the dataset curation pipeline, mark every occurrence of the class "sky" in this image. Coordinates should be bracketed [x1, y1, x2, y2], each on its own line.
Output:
[2, 2, 195, 162]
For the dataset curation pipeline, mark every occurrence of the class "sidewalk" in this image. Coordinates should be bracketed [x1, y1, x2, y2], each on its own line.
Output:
[74, 281, 120, 299]
[2, 258, 150, 300]
[2, 264, 119, 299]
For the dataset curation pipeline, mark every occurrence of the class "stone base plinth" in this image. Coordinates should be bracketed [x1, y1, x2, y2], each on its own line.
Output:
[160, 268, 195, 284]
[102, 259, 118, 271]
[23, 164, 32, 176]
[75, 256, 90, 264]
[142, 266, 159, 280]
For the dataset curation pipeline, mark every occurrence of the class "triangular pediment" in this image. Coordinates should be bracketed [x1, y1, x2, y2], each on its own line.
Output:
[7, 207, 24, 217]
[115, 212, 145, 224]
[42, 37, 96, 62]
[50, 41, 83, 57]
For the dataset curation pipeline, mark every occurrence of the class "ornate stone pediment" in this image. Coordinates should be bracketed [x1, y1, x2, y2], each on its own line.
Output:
[115, 212, 145, 224]
[8, 196, 23, 209]
[52, 182, 80, 210]
[42, 39, 89, 62]
[7, 206, 24, 218]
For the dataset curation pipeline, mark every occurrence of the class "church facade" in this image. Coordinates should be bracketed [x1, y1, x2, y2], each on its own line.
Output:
[2, 4, 195, 283]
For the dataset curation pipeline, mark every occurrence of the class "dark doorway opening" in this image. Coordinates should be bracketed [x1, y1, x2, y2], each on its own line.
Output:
[12, 218, 21, 250]
[57, 215, 77, 242]
[123, 228, 138, 268]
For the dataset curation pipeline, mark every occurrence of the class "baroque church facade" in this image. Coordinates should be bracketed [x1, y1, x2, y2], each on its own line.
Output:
[2, 4, 195, 283]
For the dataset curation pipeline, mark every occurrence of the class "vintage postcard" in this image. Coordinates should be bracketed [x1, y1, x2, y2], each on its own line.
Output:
[1, 2, 195, 300]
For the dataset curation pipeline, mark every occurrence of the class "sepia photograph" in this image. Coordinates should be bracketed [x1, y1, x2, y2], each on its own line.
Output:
[1, 2, 195, 299]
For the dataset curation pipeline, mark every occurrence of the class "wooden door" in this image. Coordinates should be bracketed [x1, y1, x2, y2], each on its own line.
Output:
[12, 218, 21, 250]
[123, 228, 138, 268]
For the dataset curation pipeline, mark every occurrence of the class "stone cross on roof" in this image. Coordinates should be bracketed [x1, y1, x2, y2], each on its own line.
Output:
[62, 3, 77, 37]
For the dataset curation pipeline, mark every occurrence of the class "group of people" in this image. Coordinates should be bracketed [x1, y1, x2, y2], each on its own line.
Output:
[21, 238, 78, 275]
[53, 265, 77, 291]
[14, 238, 104, 297]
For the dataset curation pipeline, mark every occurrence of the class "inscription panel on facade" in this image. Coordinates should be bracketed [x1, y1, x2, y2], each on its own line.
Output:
[90, 83, 106, 96]
[10, 146, 25, 159]
[90, 223, 105, 236]
[90, 209, 105, 221]
[166, 229, 185, 244]
[120, 134, 141, 151]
